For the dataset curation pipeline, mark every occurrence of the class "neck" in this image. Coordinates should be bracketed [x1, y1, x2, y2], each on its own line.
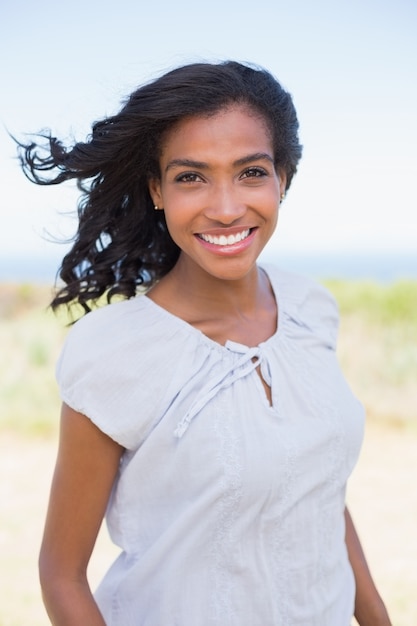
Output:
[148, 256, 277, 346]
[165, 256, 266, 316]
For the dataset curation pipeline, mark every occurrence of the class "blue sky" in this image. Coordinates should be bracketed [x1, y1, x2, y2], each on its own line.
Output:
[1, 0, 416, 266]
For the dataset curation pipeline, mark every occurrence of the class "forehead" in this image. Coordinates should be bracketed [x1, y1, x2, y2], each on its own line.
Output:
[159, 105, 273, 160]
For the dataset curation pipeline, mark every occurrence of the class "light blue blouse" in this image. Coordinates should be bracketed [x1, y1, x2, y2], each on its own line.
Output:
[56, 265, 365, 625]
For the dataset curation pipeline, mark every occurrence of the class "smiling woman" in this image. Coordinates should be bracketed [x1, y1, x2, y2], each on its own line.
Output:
[147, 106, 286, 285]
[16, 61, 301, 313]
[15, 61, 391, 626]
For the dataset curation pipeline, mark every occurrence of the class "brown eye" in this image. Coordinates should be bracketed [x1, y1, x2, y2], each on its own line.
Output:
[175, 172, 202, 183]
[241, 167, 268, 179]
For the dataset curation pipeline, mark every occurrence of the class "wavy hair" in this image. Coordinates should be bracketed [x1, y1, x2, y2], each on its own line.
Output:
[16, 60, 302, 313]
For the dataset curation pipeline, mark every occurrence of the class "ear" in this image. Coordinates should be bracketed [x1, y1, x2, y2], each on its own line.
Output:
[278, 170, 287, 197]
[148, 178, 163, 208]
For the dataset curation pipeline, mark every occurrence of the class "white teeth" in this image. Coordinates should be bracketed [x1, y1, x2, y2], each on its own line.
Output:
[200, 229, 250, 246]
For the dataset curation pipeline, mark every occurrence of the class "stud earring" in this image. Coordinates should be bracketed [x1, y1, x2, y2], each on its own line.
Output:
[280, 193, 285, 202]
[154, 205, 163, 211]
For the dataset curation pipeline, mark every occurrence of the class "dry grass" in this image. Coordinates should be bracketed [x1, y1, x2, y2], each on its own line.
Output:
[337, 314, 417, 429]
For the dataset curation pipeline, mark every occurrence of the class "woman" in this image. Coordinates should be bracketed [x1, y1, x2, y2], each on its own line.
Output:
[18, 61, 391, 625]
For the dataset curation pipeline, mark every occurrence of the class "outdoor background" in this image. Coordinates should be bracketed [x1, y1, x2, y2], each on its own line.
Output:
[1, 0, 416, 275]
[1, 0, 416, 624]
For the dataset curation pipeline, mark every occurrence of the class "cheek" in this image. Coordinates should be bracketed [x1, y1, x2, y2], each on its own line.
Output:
[163, 208, 190, 243]
[163, 192, 198, 226]
[267, 198, 280, 232]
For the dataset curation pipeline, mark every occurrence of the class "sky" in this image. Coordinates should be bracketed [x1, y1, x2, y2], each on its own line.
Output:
[1, 0, 416, 272]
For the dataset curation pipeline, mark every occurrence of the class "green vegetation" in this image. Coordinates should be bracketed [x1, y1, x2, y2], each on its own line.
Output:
[324, 279, 417, 429]
[1, 280, 416, 437]
[324, 279, 417, 325]
[0, 284, 66, 436]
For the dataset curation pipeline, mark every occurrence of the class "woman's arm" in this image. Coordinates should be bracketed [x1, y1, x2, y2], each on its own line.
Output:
[344, 507, 392, 626]
[39, 403, 124, 625]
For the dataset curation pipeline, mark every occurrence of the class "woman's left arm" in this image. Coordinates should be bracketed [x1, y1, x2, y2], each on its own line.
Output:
[344, 507, 392, 625]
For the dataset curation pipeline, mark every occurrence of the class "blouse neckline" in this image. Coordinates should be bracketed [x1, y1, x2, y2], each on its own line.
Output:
[142, 264, 285, 354]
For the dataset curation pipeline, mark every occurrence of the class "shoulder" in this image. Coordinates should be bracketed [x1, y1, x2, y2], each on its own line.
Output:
[263, 263, 337, 311]
[63, 295, 150, 340]
[57, 294, 196, 380]
[262, 263, 339, 348]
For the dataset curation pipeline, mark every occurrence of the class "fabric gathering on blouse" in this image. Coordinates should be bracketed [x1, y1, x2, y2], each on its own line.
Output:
[56, 264, 365, 626]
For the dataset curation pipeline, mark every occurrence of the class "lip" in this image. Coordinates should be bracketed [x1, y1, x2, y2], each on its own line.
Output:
[195, 227, 257, 255]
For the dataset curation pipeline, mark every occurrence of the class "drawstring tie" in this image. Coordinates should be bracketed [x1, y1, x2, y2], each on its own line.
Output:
[174, 343, 268, 438]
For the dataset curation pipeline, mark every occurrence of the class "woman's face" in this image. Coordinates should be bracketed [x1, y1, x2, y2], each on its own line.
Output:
[149, 105, 286, 283]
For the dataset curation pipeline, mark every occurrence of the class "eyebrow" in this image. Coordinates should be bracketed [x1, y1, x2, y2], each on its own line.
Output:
[165, 158, 207, 173]
[165, 152, 274, 173]
[234, 152, 274, 167]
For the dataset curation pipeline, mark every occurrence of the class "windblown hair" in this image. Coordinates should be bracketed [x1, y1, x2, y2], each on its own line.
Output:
[17, 60, 302, 313]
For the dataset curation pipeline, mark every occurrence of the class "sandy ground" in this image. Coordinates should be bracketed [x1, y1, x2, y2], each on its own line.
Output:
[0, 423, 416, 626]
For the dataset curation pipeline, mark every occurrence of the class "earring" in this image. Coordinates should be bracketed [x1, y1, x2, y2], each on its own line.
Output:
[154, 205, 163, 211]
[280, 193, 285, 202]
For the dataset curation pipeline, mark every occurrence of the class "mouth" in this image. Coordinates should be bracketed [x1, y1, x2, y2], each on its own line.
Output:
[197, 228, 252, 246]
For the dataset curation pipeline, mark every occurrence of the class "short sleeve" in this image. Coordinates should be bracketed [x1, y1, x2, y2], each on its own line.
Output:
[56, 298, 187, 449]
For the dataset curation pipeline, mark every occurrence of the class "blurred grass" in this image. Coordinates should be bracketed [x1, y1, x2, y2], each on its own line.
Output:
[325, 279, 417, 325]
[0, 284, 66, 436]
[324, 279, 417, 430]
[1, 279, 416, 437]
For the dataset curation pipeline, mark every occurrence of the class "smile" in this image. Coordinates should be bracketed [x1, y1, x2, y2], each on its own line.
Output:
[198, 229, 251, 246]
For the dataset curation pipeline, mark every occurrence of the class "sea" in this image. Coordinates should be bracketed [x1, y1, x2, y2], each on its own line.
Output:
[1, 251, 417, 284]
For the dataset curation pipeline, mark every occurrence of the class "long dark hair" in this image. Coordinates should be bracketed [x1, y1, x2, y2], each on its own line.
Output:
[16, 60, 302, 314]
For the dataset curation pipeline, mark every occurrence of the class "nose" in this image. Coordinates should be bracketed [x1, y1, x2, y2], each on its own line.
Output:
[203, 182, 246, 224]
